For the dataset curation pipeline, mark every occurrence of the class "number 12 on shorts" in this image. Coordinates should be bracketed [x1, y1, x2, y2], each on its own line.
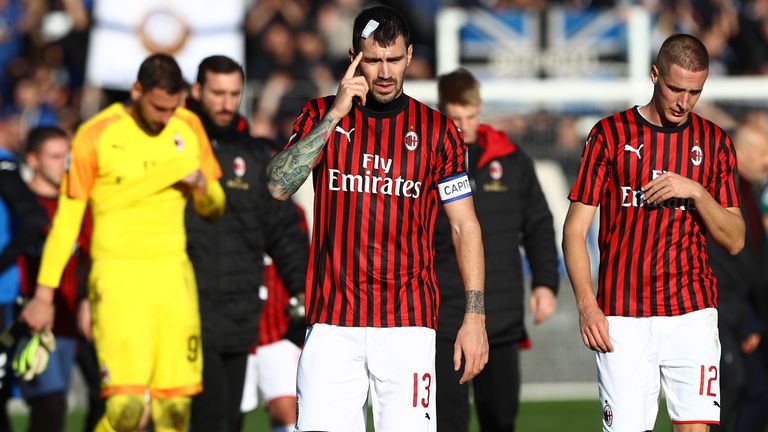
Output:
[699, 365, 718, 397]
[412, 372, 432, 408]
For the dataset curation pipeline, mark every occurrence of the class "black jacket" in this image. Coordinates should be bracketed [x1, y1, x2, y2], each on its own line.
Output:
[708, 178, 768, 338]
[185, 102, 308, 353]
[434, 124, 558, 345]
[0, 149, 47, 277]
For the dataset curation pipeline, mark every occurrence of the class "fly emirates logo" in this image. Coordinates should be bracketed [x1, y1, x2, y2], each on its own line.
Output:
[328, 153, 422, 198]
[621, 170, 695, 210]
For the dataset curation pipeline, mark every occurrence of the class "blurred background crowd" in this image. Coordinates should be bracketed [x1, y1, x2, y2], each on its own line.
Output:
[1, 0, 767, 157]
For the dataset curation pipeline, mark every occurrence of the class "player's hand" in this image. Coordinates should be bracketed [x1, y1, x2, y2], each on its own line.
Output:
[180, 169, 206, 195]
[641, 171, 703, 206]
[529, 286, 557, 325]
[287, 293, 305, 322]
[454, 313, 489, 384]
[578, 303, 613, 353]
[328, 52, 368, 120]
[77, 299, 93, 342]
[742, 332, 761, 354]
[20, 286, 55, 333]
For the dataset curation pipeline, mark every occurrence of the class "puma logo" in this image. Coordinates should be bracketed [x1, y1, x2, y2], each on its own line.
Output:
[624, 143, 643, 159]
[335, 126, 355, 143]
[713, 401, 721, 408]
[425, 413, 430, 420]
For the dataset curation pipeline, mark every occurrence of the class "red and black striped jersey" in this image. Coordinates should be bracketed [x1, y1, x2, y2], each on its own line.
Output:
[568, 107, 739, 317]
[286, 94, 468, 329]
[258, 256, 290, 346]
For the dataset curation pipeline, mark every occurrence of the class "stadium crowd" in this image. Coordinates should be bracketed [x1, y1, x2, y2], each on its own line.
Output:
[0, 0, 767, 431]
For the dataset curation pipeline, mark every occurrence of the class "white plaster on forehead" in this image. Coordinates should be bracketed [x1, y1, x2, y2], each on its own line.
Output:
[361, 20, 379, 39]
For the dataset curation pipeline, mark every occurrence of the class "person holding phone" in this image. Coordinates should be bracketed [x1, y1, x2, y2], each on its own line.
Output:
[266, 6, 488, 431]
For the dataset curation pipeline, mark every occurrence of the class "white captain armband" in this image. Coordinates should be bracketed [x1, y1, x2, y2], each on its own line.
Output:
[438, 173, 472, 204]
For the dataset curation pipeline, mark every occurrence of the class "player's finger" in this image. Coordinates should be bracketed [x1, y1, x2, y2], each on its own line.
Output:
[581, 330, 592, 349]
[583, 328, 600, 351]
[529, 296, 539, 318]
[343, 52, 363, 80]
[597, 321, 614, 352]
[641, 174, 664, 191]
[643, 186, 664, 204]
[453, 343, 462, 372]
[586, 324, 610, 353]
[459, 353, 478, 384]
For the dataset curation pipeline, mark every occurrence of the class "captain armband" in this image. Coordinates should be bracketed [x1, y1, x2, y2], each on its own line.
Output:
[438, 173, 472, 204]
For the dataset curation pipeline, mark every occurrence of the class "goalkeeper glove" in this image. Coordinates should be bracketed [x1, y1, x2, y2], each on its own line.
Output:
[13, 329, 56, 381]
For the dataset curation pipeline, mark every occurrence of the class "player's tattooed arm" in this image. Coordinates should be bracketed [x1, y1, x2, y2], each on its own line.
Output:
[267, 115, 338, 200]
[465, 289, 485, 315]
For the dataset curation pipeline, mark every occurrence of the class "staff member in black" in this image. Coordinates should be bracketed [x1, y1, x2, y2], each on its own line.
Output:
[185, 55, 308, 432]
[433, 69, 559, 432]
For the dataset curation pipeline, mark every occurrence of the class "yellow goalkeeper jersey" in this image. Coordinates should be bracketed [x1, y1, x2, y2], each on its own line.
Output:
[37, 103, 224, 286]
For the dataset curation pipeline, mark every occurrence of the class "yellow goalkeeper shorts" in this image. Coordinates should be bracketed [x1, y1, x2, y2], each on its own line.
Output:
[88, 256, 202, 399]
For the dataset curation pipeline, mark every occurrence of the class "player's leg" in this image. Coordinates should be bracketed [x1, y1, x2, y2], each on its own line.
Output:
[89, 259, 153, 432]
[151, 258, 202, 430]
[150, 396, 192, 432]
[94, 394, 146, 432]
[296, 324, 368, 431]
[21, 336, 77, 432]
[597, 315, 661, 432]
[258, 339, 301, 431]
[76, 336, 106, 432]
[659, 308, 720, 431]
[473, 342, 519, 431]
[190, 347, 226, 431]
[239, 351, 260, 420]
[435, 337, 469, 432]
[190, 348, 248, 432]
[367, 326, 436, 432]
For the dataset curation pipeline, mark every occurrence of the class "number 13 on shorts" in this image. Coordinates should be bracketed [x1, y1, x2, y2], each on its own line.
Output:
[413, 372, 432, 408]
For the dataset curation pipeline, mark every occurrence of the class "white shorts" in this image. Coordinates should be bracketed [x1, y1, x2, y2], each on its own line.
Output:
[597, 308, 721, 431]
[296, 324, 436, 432]
[240, 339, 301, 412]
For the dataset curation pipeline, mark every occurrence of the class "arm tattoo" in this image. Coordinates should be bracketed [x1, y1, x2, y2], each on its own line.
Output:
[465, 290, 485, 315]
[267, 115, 336, 198]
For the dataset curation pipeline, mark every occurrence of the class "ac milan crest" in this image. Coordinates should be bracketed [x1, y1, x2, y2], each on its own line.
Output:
[489, 161, 503, 180]
[174, 134, 184, 152]
[233, 156, 246, 177]
[691, 145, 703, 167]
[404, 126, 419, 151]
[603, 401, 613, 426]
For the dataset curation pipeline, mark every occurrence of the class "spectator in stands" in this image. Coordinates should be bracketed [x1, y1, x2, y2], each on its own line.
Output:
[2, 74, 59, 136]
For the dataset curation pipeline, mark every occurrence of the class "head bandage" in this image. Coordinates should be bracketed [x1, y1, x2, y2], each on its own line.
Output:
[361, 20, 379, 39]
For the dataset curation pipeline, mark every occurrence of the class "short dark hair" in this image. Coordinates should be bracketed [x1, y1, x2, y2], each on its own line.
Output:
[26, 126, 68, 155]
[438, 68, 481, 110]
[196, 55, 244, 85]
[352, 6, 410, 53]
[656, 34, 709, 75]
[137, 53, 185, 94]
